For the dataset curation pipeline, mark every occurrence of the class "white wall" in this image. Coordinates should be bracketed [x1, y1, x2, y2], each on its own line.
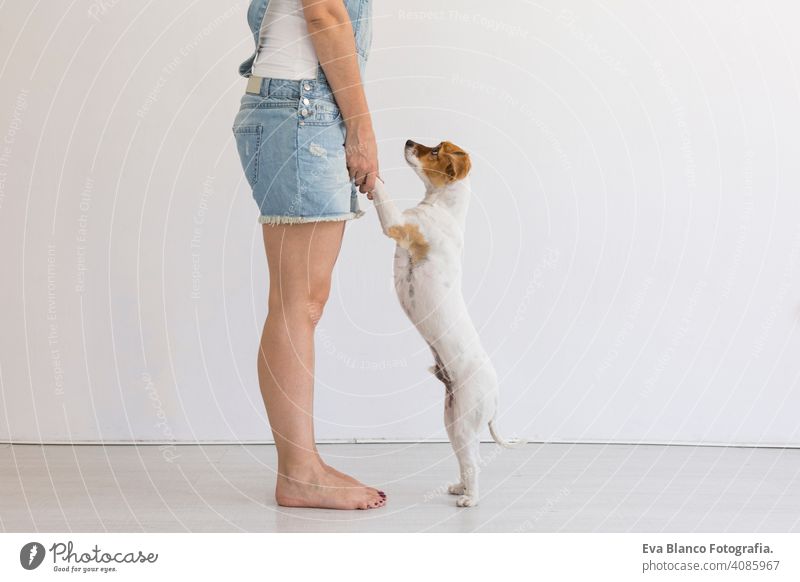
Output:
[1, 0, 799, 446]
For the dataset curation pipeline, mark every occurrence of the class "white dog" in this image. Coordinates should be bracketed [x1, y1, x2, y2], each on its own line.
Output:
[370, 139, 526, 507]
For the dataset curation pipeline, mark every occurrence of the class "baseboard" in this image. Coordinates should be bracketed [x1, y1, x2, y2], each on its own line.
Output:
[1, 438, 798, 449]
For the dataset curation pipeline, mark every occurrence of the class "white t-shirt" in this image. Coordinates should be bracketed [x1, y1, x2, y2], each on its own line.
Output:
[252, 0, 319, 80]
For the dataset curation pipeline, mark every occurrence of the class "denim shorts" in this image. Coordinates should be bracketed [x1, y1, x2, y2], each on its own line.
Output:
[232, 76, 364, 224]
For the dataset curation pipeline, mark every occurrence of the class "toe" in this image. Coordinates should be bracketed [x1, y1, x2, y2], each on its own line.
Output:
[448, 483, 465, 495]
[456, 495, 477, 507]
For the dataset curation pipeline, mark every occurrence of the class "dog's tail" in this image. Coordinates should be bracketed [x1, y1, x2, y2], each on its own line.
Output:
[488, 419, 527, 448]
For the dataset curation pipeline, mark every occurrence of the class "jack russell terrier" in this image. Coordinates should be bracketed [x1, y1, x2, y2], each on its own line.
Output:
[370, 139, 526, 507]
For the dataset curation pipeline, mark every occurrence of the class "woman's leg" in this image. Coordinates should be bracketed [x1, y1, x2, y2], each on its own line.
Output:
[259, 221, 385, 510]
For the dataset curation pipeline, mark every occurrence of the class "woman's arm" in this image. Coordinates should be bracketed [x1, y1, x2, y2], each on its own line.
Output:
[301, 0, 377, 195]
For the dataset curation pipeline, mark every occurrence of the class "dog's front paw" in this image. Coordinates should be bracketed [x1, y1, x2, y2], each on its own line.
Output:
[447, 482, 465, 495]
[371, 179, 387, 200]
[457, 495, 478, 508]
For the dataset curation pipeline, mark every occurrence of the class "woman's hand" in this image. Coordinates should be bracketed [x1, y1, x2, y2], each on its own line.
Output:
[345, 119, 379, 198]
[300, 0, 378, 197]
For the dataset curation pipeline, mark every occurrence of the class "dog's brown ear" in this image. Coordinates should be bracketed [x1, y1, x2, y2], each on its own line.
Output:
[444, 150, 472, 181]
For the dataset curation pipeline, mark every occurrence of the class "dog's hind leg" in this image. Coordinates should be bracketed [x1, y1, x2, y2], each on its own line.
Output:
[429, 346, 455, 409]
[444, 405, 465, 496]
[445, 405, 481, 507]
[431, 345, 474, 501]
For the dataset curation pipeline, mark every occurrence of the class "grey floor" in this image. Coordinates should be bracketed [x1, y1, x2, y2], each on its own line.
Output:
[0, 442, 798, 532]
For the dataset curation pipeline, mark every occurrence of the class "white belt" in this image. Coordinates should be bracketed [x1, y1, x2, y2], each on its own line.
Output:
[246, 76, 264, 94]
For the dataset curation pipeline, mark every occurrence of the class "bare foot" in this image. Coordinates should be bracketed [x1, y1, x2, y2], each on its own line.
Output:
[323, 463, 381, 487]
[315, 453, 387, 500]
[276, 465, 386, 510]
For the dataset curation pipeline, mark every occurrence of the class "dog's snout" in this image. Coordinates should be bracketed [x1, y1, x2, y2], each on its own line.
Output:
[405, 139, 415, 149]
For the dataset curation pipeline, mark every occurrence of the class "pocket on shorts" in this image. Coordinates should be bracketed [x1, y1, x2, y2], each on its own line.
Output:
[232, 124, 263, 188]
[307, 99, 343, 126]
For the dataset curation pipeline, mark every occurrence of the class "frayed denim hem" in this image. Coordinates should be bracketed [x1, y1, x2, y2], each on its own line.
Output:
[258, 209, 365, 225]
